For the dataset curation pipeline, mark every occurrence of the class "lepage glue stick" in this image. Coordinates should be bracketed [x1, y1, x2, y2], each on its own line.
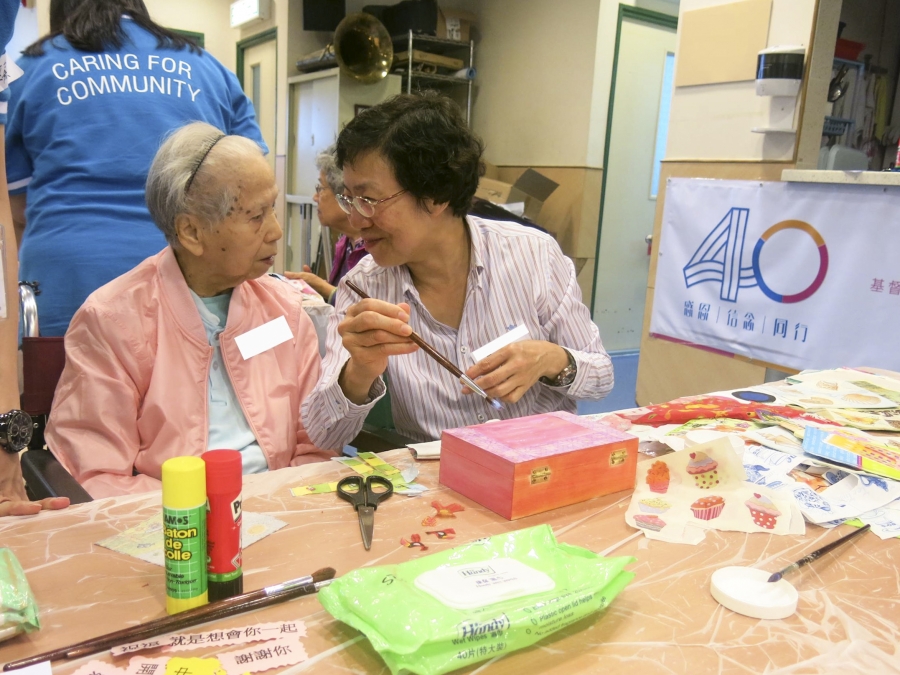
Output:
[202, 449, 244, 601]
[162, 456, 208, 614]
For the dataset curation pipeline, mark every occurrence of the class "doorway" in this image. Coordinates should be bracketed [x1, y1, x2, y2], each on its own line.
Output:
[237, 29, 277, 172]
[591, 7, 677, 352]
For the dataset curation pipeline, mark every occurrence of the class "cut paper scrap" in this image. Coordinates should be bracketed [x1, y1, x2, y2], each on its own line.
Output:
[803, 426, 900, 480]
[165, 658, 224, 675]
[124, 657, 169, 675]
[96, 513, 286, 567]
[421, 500, 464, 527]
[617, 395, 832, 427]
[111, 622, 307, 657]
[294, 453, 427, 496]
[290, 481, 339, 497]
[426, 528, 456, 539]
[217, 636, 307, 675]
[816, 407, 900, 432]
[400, 533, 428, 550]
[850, 498, 900, 539]
[408, 440, 441, 460]
[626, 437, 803, 545]
[769, 378, 896, 410]
[746, 425, 881, 476]
[661, 417, 763, 452]
[742, 444, 900, 525]
[72, 661, 126, 675]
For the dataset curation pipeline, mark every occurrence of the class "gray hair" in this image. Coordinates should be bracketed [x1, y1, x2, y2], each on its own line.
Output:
[315, 145, 343, 194]
[146, 121, 265, 245]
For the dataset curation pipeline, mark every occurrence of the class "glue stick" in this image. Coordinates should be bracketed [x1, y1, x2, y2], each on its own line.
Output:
[202, 449, 243, 601]
[162, 456, 208, 614]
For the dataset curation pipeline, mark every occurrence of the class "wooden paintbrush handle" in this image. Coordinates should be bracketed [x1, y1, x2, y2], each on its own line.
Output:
[344, 280, 463, 379]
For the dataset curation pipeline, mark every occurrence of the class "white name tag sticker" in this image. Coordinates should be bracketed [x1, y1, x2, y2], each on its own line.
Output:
[234, 316, 293, 360]
[471, 325, 530, 362]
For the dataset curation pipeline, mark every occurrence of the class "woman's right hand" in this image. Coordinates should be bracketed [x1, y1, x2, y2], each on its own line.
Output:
[337, 299, 418, 404]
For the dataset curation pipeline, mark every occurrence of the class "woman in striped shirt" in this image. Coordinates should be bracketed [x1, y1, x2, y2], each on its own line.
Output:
[302, 93, 614, 446]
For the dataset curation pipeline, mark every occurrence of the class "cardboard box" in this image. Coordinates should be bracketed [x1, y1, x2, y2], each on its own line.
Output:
[475, 168, 559, 222]
[437, 7, 476, 42]
[439, 412, 638, 520]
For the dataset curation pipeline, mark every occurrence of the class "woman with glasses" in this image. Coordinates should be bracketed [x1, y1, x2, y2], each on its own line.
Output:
[284, 147, 366, 304]
[302, 93, 614, 446]
[46, 123, 335, 498]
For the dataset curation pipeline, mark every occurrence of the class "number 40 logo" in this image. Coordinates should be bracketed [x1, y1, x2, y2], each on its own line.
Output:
[683, 207, 829, 304]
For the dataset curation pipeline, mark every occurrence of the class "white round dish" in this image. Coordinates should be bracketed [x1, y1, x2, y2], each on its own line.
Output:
[710, 566, 798, 620]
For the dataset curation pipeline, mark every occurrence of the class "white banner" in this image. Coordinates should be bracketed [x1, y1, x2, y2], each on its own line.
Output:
[650, 178, 900, 371]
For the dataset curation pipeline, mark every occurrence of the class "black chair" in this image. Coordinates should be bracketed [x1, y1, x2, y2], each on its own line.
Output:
[347, 379, 418, 453]
[18, 283, 92, 503]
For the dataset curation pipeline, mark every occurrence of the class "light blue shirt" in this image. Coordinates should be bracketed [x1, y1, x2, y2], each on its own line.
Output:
[190, 289, 269, 474]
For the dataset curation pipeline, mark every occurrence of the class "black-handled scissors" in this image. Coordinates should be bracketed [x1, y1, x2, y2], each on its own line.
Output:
[337, 475, 393, 550]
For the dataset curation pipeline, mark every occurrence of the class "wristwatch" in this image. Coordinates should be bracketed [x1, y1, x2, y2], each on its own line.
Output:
[0, 410, 34, 454]
[540, 349, 577, 387]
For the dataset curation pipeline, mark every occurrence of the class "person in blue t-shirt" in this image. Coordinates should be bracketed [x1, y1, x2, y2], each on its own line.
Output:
[6, 0, 267, 336]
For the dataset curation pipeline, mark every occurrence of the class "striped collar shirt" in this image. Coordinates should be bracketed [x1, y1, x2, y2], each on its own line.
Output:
[302, 216, 614, 446]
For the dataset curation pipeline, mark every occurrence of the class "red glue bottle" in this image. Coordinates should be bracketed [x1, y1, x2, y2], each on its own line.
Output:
[202, 450, 243, 601]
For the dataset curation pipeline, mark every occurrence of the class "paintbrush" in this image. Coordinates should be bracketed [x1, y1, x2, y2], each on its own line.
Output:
[344, 279, 504, 410]
[767, 524, 870, 583]
[2, 568, 335, 670]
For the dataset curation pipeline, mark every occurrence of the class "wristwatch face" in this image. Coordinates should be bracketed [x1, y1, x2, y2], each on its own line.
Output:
[555, 362, 577, 387]
[0, 410, 34, 453]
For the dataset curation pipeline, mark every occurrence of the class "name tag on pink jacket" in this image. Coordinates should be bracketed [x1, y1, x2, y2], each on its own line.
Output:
[235, 316, 294, 359]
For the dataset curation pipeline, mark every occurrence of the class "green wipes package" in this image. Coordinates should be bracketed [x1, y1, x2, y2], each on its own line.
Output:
[0, 548, 40, 642]
[318, 525, 635, 675]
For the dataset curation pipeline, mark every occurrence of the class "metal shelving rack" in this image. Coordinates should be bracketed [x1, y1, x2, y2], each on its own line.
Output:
[391, 31, 475, 125]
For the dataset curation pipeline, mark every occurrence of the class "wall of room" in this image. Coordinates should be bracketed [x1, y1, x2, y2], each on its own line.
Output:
[636, 0, 839, 404]
[469, 0, 678, 302]
[665, 0, 817, 161]
[33, 0, 239, 70]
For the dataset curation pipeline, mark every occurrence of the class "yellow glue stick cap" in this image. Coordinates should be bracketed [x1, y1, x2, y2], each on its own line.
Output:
[162, 456, 207, 508]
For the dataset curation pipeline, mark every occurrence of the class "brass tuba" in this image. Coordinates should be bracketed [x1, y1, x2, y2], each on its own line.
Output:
[295, 13, 393, 84]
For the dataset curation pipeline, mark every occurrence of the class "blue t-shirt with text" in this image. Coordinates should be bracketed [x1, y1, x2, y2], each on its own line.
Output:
[5, 18, 266, 336]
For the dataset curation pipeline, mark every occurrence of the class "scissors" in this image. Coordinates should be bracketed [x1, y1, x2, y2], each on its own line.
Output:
[337, 475, 393, 550]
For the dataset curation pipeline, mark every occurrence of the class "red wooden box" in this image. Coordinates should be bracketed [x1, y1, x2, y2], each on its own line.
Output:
[439, 411, 638, 520]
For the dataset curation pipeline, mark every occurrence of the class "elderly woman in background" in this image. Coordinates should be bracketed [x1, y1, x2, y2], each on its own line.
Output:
[286, 147, 366, 304]
[47, 122, 335, 498]
[302, 93, 614, 447]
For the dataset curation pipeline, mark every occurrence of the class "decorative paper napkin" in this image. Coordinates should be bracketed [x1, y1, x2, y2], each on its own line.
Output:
[626, 437, 803, 545]
[96, 512, 286, 566]
[742, 444, 900, 526]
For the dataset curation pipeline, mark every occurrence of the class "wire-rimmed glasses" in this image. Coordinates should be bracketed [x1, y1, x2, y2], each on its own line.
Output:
[335, 189, 407, 218]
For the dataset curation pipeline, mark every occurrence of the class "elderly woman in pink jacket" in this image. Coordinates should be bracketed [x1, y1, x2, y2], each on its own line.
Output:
[46, 122, 337, 498]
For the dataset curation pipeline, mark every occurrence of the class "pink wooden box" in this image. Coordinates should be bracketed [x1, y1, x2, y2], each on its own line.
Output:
[439, 411, 638, 520]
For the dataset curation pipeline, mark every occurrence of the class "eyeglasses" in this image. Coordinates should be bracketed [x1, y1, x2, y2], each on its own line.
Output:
[314, 184, 326, 195]
[335, 189, 407, 218]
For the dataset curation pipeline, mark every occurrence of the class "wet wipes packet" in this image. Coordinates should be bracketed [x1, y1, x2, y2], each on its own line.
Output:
[0, 548, 40, 642]
[318, 525, 634, 675]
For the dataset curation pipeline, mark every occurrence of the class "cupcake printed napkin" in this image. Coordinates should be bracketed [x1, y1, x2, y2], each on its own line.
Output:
[625, 437, 803, 545]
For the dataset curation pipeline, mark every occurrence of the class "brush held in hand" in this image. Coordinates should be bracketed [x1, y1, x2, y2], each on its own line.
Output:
[343, 279, 503, 410]
[2, 568, 335, 671]
[767, 524, 870, 583]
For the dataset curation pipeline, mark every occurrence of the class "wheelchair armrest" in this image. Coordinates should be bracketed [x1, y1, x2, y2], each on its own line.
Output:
[348, 424, 417, 454]
[21, 449, 93, 503]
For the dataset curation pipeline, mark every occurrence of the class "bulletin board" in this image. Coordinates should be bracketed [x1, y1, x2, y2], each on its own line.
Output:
[674, 0, 772, 87]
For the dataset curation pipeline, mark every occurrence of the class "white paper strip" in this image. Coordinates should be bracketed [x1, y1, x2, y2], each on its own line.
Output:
[471, 325, 529, 362]
[234, 316, 292, 360]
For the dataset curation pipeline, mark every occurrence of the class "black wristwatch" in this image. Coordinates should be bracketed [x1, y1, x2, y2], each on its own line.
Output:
[0, 410, 34, 454]
[540, 349, 577, 387]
